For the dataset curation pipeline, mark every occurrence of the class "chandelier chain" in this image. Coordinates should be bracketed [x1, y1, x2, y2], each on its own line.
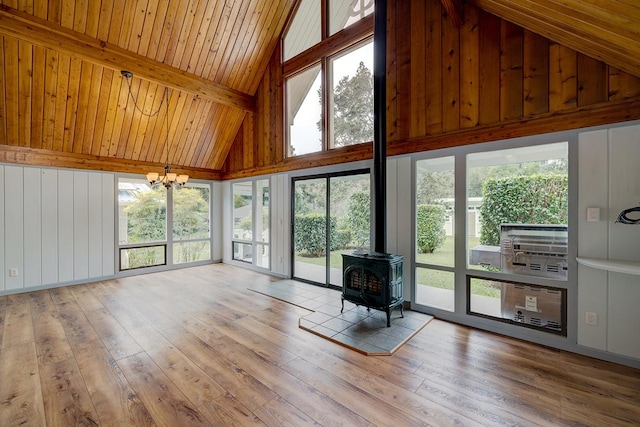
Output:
[122, 72, 165, 118]
[164, 87, 170, 167]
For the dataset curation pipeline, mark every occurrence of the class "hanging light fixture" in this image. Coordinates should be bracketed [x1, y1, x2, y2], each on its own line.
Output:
[121, 70, 189, 188]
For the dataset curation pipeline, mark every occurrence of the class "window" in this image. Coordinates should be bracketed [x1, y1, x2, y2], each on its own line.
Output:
[466, 143, 568, 275]
[118, 178, 212, 271]
[173, 183, 211, 264]
[232, 178, 270, 268]
[287, 65, 322, 156]
[465, 143, 569, 330]
[283, 0, 373, 61]
[118, 179, 167, 270]
[283, 0, 374, 157]
[415, 156, 455, 311]
[412, 140, 570, 321]
[329, 0, 374, 35]
[283, 0, 321, 61]
[329, 42, 374, 148]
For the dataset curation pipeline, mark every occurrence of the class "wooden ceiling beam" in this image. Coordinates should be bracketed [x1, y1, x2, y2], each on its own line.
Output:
[0, 5, 255, 112]
[467, 0, 640, 78]
[0, 145, 222, 180]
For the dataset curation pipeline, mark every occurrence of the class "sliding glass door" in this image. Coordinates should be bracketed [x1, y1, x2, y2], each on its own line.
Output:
[293, 177, 327, 283]
[292, 170, 370, 288]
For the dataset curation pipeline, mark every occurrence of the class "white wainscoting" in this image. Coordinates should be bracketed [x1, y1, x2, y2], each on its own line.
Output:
[0, 165, 115, 294]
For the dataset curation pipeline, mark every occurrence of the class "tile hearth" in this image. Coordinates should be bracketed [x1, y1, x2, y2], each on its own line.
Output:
[249, 279, 433, 355]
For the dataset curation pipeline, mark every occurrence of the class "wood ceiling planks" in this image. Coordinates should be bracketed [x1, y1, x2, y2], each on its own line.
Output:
[0, 0, 294, 174]
[467, 0, 640, 78]
[0, 0, 637, 176]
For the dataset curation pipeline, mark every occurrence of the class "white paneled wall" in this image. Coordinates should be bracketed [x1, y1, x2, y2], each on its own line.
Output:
[24, 167, 42, 287]
[0, 165, 115, 294]
[271, 174, 289, 276]
[578, 123, 640, 360]
[5, 166, 23, 291]
[387, 157, 413, 298]
[577, 130, 609, 350]
[42, 169, 59, 284]
[58, 170, 74, 283]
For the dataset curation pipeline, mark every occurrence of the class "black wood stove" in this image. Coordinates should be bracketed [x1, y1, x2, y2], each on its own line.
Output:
[341, 251, 404, 327]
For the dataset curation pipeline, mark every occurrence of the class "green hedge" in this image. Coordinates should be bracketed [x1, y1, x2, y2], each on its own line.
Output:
[417, 204, 447, 253]
[294, 214, 347, 257]
[346, 191, 370, 248]
[479, 174, 568, 246]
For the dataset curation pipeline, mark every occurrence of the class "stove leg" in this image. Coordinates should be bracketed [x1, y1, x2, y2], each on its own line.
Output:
[341, 297, 344, 313]
[386, 309, 391, 327]
[400, 304, 404, 318]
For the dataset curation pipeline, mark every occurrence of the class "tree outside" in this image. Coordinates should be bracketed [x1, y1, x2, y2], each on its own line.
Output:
[345, 191, 370, 249]
[122, 185, 210, 268]
[124, 187, 167, 244]
[173, 187, 211, 263]
[318, 61, 374, 147]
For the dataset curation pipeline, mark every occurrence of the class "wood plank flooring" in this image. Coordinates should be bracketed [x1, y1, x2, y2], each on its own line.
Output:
[1, 263, 639, 426]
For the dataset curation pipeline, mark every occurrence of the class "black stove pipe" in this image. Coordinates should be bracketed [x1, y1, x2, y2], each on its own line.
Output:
[372, 0, 387, 254]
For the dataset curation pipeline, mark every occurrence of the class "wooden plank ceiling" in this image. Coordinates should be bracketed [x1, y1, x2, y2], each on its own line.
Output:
[0, 0, 294, 178]
[0, 0, 638, 178]
[466, 0, 640, 78]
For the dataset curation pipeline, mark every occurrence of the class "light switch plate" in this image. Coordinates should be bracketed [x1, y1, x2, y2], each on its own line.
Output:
[586, 207, 600, 222]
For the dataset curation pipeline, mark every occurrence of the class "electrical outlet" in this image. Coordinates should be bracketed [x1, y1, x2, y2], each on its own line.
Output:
[9, 268, 18, 277]
[585, 311, 598, 326]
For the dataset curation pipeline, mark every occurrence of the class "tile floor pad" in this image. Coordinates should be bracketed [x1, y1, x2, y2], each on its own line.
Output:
[249, 279, 433, 355]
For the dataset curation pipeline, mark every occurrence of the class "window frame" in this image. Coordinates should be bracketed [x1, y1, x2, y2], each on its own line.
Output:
[116, 176, 213, 273]
[282, 1, 374, 158]
[172, 182, 212, 265]
[290, 168, 371, 288]
[231, 178, 271, 269]
[410, 136, 576, 327]
[414, 155, 457, 312]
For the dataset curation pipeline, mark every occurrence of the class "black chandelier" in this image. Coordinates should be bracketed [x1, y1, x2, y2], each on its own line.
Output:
[121, 70, 188, 188]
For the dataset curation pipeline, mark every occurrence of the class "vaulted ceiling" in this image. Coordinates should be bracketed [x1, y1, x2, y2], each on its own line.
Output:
[0, 0, 295, 178]
[0, 0, 638, 179]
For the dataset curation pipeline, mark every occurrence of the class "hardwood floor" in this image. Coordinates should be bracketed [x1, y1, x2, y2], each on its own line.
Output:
[1, 264, 639, 426]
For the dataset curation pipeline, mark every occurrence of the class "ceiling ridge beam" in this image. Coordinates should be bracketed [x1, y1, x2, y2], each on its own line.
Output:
[0, 4, 255, 112]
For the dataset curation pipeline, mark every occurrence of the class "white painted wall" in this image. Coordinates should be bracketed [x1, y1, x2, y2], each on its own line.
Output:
[578, 124, 640, 360]
[0, 165, 115, 294]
